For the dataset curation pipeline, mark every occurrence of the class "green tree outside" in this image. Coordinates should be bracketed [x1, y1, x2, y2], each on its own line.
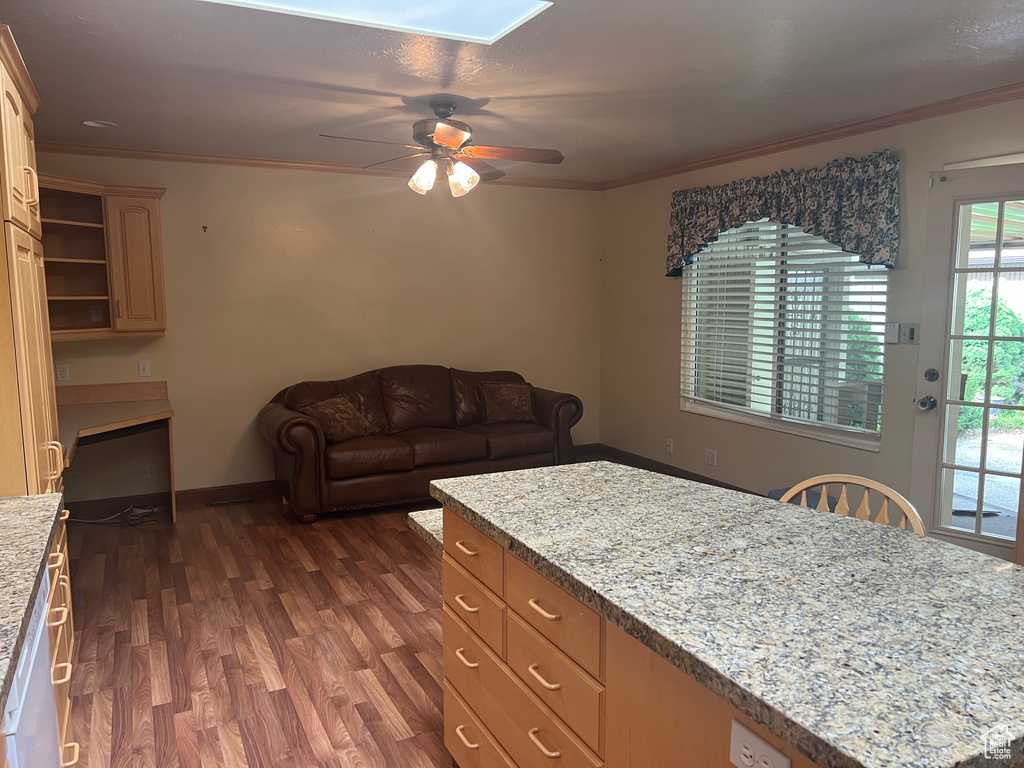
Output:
[959, 287, 1024, 433]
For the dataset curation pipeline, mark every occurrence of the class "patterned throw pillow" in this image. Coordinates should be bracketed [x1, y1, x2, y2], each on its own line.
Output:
[298, 395, 380, 443]
[480, 382, 537, 424]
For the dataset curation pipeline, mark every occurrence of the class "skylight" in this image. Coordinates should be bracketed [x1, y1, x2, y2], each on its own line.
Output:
[197, 0, 553, 44]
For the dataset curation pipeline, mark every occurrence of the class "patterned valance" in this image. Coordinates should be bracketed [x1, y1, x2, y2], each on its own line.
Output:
[666, 150, 900, 276]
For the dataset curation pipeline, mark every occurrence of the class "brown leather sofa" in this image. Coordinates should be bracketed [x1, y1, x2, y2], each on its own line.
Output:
[257, 364, 583, 522]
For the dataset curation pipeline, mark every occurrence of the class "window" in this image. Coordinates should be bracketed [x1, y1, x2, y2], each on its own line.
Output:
[680, 220, 888, 444]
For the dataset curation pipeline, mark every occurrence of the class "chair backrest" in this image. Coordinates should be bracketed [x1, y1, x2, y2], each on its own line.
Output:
[778, 474, 926, 534]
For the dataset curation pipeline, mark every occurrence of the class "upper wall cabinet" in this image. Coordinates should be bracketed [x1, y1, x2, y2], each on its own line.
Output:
[39, 174, 167, 341]
[0, 45, 41, 238]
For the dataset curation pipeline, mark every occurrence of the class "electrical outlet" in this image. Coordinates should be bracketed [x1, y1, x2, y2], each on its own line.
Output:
[139, 360, 151, 377]
[705, 448, 717, 466]
[55, 363, 70, 382]
[730, 720, 790, 768]
[666, 438, 674, 454]
[90, 304, 103, 322]
[901, 323, 919, 345]
[147, 463, 158, 479]
[66, 470, 80, 485]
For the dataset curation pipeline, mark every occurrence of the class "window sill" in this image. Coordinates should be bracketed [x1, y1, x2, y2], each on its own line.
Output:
[680, 398, 882, 452]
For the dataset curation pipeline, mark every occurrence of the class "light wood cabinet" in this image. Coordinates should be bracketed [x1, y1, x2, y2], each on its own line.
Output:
[0, 26, 61, 498]
[0, 47, 40, 238]
[39, 175, 166, 341]
[47, 509, 77, 765]
[441, 507, 821, 768]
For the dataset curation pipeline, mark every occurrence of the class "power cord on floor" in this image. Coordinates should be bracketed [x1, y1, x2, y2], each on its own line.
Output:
[68, 505, 162, 527]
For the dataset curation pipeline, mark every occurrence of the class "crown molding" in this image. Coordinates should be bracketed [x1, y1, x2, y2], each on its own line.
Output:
[34, 142, 602, 191]
[597, 80, 1024, 191]
[0, 25, 40, 113]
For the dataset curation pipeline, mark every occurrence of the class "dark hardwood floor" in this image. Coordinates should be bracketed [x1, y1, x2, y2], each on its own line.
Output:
[66, 492, 449, 768]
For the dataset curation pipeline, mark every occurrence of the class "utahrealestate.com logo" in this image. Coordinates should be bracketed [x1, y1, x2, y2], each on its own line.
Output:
[983, 724, 1014, 760]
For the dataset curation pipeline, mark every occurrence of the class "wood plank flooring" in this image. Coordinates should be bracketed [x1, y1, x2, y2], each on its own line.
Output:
[66, 492, 451, 768]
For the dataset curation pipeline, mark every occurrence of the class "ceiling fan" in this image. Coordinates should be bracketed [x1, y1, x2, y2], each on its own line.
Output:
[320, 100, 564, 197]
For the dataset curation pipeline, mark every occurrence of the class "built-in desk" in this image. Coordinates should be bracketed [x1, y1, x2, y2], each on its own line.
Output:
[55, 382, 176, 521]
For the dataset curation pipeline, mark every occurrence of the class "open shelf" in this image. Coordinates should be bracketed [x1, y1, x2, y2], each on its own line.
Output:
[39, 188, 104, 225]
[41, 218, 105, 229]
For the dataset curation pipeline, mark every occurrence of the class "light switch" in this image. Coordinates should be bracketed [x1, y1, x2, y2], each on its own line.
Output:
[139, 360, 151, 377]
[884, 322, 900, 344]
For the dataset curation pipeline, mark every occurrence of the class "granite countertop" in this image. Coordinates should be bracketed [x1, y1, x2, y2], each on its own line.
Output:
[0, 494, 63, 715]
[431, 462, 1024, 768]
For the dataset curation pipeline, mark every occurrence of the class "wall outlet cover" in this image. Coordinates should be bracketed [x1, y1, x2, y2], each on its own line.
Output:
[729, 720, 790, 768]
[55, 363, 70, 382]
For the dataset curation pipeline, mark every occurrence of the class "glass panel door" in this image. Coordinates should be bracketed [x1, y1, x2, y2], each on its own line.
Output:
[937, 199, 1024, 543]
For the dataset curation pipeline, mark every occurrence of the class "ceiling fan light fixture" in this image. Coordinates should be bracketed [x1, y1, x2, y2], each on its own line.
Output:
[408, 159, 438, 195]
[447, 160, 481, 198]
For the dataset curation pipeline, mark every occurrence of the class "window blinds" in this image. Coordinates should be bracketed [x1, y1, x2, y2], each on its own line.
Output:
[680, 221, 888, 435]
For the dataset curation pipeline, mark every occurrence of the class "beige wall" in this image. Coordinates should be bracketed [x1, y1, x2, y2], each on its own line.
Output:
[40, 154, 603, 494]
[598, 98, 1024, 501]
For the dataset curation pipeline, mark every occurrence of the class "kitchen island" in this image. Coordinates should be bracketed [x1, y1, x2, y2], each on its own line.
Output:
[431, 462, 1024, 768]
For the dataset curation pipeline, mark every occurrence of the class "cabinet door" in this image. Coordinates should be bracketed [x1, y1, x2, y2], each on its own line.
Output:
[31, 234, 60, 489]
[0, 65, 36, 233]
[5, 223, 53, 493]
[105, 195, 166, 332]
[21, 113, 41, 238]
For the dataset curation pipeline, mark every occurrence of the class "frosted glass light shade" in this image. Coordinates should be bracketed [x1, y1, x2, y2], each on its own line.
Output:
[408, 160, 437, 194]
[447, 161, 481, 197]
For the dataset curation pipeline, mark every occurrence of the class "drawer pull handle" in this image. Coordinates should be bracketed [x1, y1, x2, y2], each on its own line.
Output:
[25, 166, 40, 206]
[454, 594, 480, 614]
[47, 442, 64, 480]
[454, 647, 479, 669]
[48, 606, 69, 628]
[528, 727, 560, 758]
[48, 551, 66, 576]
[61, 742, 81, 767]
[454, 540, 479, 557]
[455, 724, 479, 750]
[528, 598, 561, 621]
[60, 575, 72, 608]
[528, 663, 561, 691]
[52, 661, 72, 685]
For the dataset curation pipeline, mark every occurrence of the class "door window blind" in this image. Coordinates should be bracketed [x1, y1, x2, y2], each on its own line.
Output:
[680, 220, 888, 436]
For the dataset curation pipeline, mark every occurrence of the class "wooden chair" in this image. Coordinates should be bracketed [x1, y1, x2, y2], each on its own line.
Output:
[779, 474, 926, 534]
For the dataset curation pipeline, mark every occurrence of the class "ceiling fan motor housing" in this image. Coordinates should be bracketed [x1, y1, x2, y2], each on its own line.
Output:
[413, 118, 472, 149]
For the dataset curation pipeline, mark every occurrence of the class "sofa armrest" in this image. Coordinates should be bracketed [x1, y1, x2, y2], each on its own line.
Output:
[256, 401, 327, 521]
[532, 387, 584, 463]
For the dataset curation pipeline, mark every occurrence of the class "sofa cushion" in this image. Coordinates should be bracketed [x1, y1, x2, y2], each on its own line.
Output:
[325, 435, 415, 479]
[282, 380, 336, 409]
[450, 369, 526, 427]
[462, 423, 554, 459]
[393, 427, 487, 467]
[331, 371, 390, 434]
[481, 381, 538, 424]
[378, 365, 457, 432]
[298, 395, 380, 443]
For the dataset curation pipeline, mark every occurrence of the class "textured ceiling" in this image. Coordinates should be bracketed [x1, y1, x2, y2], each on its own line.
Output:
[5, 0, 1024, 185]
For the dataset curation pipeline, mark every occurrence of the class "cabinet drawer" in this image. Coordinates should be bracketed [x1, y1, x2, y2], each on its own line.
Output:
[443, 508, 504, 596]
[444, 680, 517, 768]
[444, 606, 602, 768]
[508, 611, 604, 754]
[443, 554, 505, 658]
[506, 553, 603, 680]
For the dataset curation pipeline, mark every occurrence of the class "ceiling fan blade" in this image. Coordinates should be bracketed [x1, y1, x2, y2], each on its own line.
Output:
[362, 153, 429, 170]
[457, 157, 506, 182]
[461, 144, 564, 165]
[320, 133, 422, 150]
[433, 121, 472, 149]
